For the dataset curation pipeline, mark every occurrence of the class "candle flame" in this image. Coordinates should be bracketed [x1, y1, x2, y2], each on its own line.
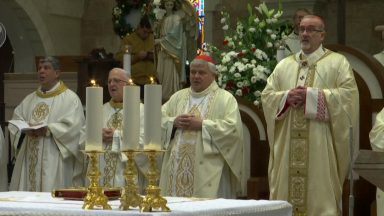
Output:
[90, 80, 98, 87]
[150, 77, 155, 84]
[129, 79, 136, 86]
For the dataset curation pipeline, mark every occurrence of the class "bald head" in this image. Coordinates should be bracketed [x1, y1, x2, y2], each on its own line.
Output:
[108, 68, 129, 102]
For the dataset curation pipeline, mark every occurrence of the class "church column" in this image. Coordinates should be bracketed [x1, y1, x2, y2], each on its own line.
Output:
[203, 0, 222, 46]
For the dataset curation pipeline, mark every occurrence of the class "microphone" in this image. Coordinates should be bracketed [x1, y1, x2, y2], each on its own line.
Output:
[313, 63, 354, 216]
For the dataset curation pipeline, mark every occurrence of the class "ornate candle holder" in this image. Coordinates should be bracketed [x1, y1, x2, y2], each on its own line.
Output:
[80, 150, 111, 210]
[140, 150, 170, 212]
[119, 150, 143, 210]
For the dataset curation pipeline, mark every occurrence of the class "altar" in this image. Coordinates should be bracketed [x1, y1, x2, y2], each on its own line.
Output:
[0, 192, 292, 216]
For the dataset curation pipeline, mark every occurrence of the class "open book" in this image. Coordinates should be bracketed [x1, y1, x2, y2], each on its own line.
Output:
[8, 120, 47, 131]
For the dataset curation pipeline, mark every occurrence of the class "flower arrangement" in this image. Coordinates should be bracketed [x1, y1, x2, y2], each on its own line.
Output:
[112, 0, 149, 39]
[209, 2, 291, 106]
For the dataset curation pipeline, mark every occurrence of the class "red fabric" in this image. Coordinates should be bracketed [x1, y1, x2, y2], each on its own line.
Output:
[277, 100, 290, 118]
[195, 54, 214, 64]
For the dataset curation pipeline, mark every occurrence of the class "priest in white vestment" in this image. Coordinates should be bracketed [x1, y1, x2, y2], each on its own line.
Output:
[262, 16, 359, 216]
[160, 55, 246, 199]
[0, 127, 7, 191]
[9, 56, 85, 192]
[370, 30, 384, 216]
[79, 68, 147, 193]
[285, 8, 310, 57]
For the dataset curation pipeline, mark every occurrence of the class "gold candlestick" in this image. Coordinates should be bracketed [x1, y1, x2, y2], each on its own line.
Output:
[119, 150, 143, 210]
[140, 150, 170, 212]
[81, 150, 111, 210]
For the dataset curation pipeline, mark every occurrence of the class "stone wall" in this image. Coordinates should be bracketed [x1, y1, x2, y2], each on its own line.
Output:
[81, 0, 121, 56]
[321, 0, 384, 55]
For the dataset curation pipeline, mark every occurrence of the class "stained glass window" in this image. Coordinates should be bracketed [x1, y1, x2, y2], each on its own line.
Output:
[191, 0, 204, 52]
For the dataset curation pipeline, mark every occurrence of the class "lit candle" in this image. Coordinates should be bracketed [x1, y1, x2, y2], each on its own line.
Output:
[85, 84, 103, 150]
[144, 84, 162, 150]
[276, 40, 285, 63]
[122, 85, 140, 149]
[123, 45, 132, 79]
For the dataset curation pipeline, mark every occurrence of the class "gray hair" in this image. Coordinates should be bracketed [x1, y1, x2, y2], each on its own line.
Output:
[303, 15, 325, 31]
[39, 56, 60, 70]
[190, 59, 216, 74]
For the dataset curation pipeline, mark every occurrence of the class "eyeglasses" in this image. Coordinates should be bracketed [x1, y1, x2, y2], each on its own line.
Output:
[299, 27, 323, 34]
[294, 15, 305, 20]
[105, 78, 128, 85]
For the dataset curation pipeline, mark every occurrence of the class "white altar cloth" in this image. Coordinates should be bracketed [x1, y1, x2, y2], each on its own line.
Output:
[0, 192, 292, 216]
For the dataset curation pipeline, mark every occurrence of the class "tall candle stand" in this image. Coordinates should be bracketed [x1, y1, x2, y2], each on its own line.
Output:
[119, 150, 143, 210]
[81, 150, 111, 210]
[140, 150, 171, 212]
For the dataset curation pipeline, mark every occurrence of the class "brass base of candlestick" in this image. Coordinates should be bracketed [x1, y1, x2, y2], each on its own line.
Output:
[80, 150, 112, 210]
[140, 150, 170, 212]
[119, 150, 143, 210]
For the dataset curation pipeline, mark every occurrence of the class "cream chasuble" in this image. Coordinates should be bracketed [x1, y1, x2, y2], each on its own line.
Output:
[80, 100, 147, 193]
[9, 81, 85, 192]
[160, 81, 246, 199]
[262, 46, 359, 216]
[0, 127, 7, 191]
[370, 55, 384, 216]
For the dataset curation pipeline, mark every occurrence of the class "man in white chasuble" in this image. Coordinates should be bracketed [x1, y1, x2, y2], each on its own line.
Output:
[9, 56, 85, 192]
[370, 30, 384, 216]
[262, 15, 359, 216]
[160, 55, 246, 199]
[0, 127, 7, 191]
[80, 68, 147, 193]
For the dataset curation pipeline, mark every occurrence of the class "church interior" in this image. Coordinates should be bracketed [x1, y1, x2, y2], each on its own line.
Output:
[1, 0, 384, 215]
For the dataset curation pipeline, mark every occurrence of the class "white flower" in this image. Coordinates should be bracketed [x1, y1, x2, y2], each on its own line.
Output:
[274, 13, 282, 19]
[236, 82, 244, 88]
[221, 18, 226, 23]
[236, 89, 243, 96]
[254, 18, 260, 24]
[252, 44, 256, 48]
[234, 73, 241, 78]
[266, 29, 273, 34]
[271, 18, 278, 23]
[266, 19, 272, 24]
[251, 59, 257, 64]
[239, 41, 242, 46]
[267, 42, 273, 48]
[242, 58, 249, 63]
[242, 49, 247, 54]
[238, 32, 244, 39]
[115, 20, 119, 24]
[223, 25, 228, 30]
[221, 52, 226, 56]
[220, 66, 228, 72]
[274, 42, 280, 48]
[222, 56, 231, 64]
[222, 84, 227, 89]
[243, 80, 251, 87]
[254, 100, 260, 106]
[251, 76, 257, 83]
[282, 35, 288, 40]
[271, 34, 276, 40]
[249, 27, 256, 33]
[229, 66, 236, 73]
[254, 90, 262, 97]
[223, 76, 228, 82]
[234, 35, 238, 40]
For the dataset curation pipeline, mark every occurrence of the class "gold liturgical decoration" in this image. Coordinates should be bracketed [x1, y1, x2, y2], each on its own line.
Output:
[140, 150, 171, 212]
[81, 150, 112, 210]
[119, 150, 143, 210]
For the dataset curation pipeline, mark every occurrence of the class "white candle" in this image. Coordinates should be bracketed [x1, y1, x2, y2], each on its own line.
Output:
[276, 48, 285, 63]
[85, 86, 103, 150]
[144, 84, 162, 150]
[122, 85, 140, 149]
[123, 45, 132, 79]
